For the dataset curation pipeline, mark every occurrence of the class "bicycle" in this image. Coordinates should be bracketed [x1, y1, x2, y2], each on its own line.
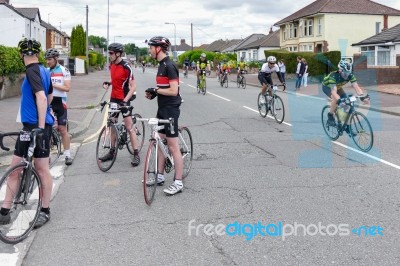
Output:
[96, 101, 145, 172]
[236, 70, 246, 89]
[184, 66, 188, 78]
[257, 84, 286, 124]
[197, 69, 207, 95]
[0, 130, 43, 244]
[220, 70, 228, 88]
[321, 94, 373, 152]
[0, 129, 61, 169]
[137, 117, 193, 205]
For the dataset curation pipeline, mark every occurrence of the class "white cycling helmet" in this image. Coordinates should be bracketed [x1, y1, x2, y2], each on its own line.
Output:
[338, 59, 352, 73]
[267, 56, 276, 63]
[201, 53, 206, 58]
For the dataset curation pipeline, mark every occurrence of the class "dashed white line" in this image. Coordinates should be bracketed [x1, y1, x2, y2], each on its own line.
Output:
[243, 106, 292, 126]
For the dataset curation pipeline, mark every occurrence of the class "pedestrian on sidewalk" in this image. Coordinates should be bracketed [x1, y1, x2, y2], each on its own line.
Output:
[0, 38, 53, 228]
[45, 48, 73, 165]
[301, 58, 309, 87]
[145, 36, 184, 195]
[278, 59, 286, 83]
[101, 43, 141, 167]
[295, 56, 305, 90]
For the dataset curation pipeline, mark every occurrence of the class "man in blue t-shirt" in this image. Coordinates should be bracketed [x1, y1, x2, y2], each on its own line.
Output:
[0, 38, 54, 229]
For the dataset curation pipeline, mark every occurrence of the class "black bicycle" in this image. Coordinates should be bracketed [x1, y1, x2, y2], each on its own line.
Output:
[257, 84, 286, 123]
[220, 70, 228, 88]
[96, 101, 145, 172]
[321, 94, 373, 152]
[0, 130, 43, 244]
[236, 70, 246, 89]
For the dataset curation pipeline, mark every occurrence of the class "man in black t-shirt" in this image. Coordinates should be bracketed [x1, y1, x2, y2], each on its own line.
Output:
[145, 36, 183, 195]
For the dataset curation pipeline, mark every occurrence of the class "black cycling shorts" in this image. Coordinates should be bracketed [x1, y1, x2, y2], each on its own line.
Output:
[258, 72, 272, 86]
[14, 124, 52, 158]
[322, 86, 346, 98]
[156, 106, 180, 138]
[52, 97, 68, 126]
[110, 97, 131, 118]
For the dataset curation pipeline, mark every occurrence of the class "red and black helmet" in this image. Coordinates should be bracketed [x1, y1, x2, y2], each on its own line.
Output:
[147, 36, 171, 51]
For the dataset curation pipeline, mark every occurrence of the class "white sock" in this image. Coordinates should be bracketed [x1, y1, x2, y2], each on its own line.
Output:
[157, 174, 165, 181]
[64, 150, 71, 157]
[175, 179, 183, 187]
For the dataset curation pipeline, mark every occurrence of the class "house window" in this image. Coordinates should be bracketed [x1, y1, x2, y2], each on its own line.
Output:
[304, 19, 313, 36]
[241, 52, 245, 59]
[308, 45, 313, 51]
[294, 23, 298, 38]
[375, 22, 381, 34]
[361, 46, 375, 65]
[283, 26, 286, 41]
[252, 50, 257, 61]
[318, 19, 322, 35]
[377, 46, 390, 65]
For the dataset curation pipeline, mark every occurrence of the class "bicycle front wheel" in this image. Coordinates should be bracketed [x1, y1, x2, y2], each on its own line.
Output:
[143, 140, 157, 205]
[49, 128, 61, 168]
[241, 77, 246, 89]
[349, 111, 374, 152]
[202, 78, 207, 95]
[179, 127, 193, 179]
[127, 114, 145, 154]
[96, 124, 119, 172]
[321, 105, 340, 140]
[0, 163, 42, 244]
[272, 95, 285, 124]
[257, 93, 267, 118]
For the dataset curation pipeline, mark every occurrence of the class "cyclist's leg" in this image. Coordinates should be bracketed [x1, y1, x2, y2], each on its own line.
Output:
[330, 87, 341, 114]
[1, 155, 24, 210]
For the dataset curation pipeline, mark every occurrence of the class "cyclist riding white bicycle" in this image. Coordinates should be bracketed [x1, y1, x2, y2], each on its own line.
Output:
[322, 59, 370, 127]
[258, 56, 285, 95]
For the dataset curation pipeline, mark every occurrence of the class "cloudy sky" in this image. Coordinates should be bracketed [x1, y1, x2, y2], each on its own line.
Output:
[10, 0, 400, 47]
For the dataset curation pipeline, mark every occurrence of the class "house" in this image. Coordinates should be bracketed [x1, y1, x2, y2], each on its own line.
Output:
[0, 0, 46, 49]
[233, 29, 280, 62]
[204, 39, 241, 53]
[274, 0, 400, 60]
[171, 39, 192, 57]
[41, 21, 70, 54]
[231, 33, 266, 61]
[352, 23, 400, 67]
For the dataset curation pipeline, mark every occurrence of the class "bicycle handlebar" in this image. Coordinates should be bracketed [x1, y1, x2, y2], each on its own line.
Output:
[0, 131, 19, 151]
[99, 101, 134, 113]
[136, 117, 175, 135]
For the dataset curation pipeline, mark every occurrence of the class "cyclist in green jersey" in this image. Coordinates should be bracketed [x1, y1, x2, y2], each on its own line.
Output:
[322, 59, 370, 126]
[196, 53, 210, 86]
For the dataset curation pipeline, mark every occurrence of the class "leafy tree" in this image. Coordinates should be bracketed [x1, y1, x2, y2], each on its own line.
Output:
[89, 35, 107, 49]
[124, 43, 137, 55]
[70, 24, 86, 56]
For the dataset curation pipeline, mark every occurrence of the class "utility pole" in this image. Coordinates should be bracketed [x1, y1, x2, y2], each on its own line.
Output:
[191, 23, 193, 51]
[86, 5, 89, 64]
[106, 0, 109, 69]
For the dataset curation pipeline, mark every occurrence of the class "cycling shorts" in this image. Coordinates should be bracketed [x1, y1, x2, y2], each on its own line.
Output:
[52, 96, 68, 126]
[322, 85, 345, 98]
[156, 106, 180, 138]
[14, 124, 52, 158]
[258, 72, 272, 86]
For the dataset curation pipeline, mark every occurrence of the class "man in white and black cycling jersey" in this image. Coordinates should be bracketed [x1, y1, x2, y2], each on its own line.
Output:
[322, 59, 370, 127]
[45, 48, 73, 165]
[258, 55, 285, 95]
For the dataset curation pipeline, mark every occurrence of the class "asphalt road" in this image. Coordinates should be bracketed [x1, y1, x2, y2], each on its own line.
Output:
[1, 68, 400, 265]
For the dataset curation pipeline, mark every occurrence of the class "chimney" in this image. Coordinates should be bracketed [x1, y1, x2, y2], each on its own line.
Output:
[180, 39, 185, 45]
[383, 15, 388, 30]
[269, 27, 273, 34]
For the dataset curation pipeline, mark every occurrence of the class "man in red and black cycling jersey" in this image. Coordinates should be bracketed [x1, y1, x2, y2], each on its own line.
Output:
[145, 36, 184, 195]
[102, 43, 140, 167]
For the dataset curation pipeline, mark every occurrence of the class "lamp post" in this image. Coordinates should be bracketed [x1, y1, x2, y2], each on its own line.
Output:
[164, 22, 176, 60]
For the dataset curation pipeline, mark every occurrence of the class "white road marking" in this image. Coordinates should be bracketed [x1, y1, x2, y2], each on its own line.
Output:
[242, 106, 292, 126]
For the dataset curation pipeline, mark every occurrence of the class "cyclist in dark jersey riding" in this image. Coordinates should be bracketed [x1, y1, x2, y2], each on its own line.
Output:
[322, 59, 370, 127]
[101, 43, 141, 167]
[145, 36, 184, 195]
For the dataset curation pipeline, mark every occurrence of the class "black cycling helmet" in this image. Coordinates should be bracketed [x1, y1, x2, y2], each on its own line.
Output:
[45, 48, 59, 59]
[18, 38, 41, 55]
[108, 42, 124, 53]
[147, 36, 171, 51]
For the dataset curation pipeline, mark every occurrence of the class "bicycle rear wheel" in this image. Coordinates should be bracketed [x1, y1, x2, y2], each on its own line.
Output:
[349, 111, 373, 152]
[96, 124, 119, 172]
[224, 77, 228, 88]
[241, 77, 246, 89]
[202, 78, 207, 95]
[127, 114, 145, 154]
[143, 140, 157, 205]
[179, 127, 193, 179]
[49, 128, 61, 168]
[272, 95, 285, 124]
[321, 105, 340, 140]
[0, 163, 42, 244]
[257, 93, 268, 118]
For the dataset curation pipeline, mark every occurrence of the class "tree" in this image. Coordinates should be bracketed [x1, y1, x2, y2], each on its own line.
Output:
[89, 35, 107, 49]
[124, 43, 137, 55]
[70, 24, 86, 56]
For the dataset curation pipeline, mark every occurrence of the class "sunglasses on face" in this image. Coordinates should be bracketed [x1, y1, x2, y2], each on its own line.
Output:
[108, 51, 115, 55]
